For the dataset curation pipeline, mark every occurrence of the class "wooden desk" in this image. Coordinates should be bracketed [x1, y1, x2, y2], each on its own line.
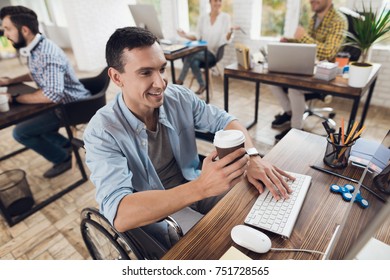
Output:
[224, 63, 381, 130]
[164, 45, 210, 103]
[162, 129, 389, 260]
[0, 83, 88, 226]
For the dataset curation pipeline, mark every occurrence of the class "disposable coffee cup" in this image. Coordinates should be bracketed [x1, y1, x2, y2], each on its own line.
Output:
[0, 94, 10, 112]
[213, 130, 245, 159]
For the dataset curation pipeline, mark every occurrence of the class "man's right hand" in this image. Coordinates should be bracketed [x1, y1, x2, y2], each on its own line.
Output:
[196, 148, 249, 198]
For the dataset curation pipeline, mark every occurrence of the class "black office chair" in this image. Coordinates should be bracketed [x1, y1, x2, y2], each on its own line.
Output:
[80, 207, 183, 260]
[189, 43, 228, 97]
[62, 66, 110, 128]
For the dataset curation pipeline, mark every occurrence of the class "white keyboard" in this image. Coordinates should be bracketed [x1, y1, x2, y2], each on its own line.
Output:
[245, 172, 312, 239]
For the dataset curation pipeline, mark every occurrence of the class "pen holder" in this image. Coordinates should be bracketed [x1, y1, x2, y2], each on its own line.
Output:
[323, 134, 355, 169]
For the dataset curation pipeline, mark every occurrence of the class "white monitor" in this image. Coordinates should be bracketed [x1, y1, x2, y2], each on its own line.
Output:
[129, 4, 164, 40]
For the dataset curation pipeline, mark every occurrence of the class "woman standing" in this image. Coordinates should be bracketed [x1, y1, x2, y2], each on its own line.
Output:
[177, 0, 238, 94]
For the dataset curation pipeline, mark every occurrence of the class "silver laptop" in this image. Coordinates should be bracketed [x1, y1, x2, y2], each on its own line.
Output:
[267, 42, 317, 75]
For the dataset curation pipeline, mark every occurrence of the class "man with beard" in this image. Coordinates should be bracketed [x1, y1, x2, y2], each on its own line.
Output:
[268, 0, 347, 141]
[0, 6, 90, 178]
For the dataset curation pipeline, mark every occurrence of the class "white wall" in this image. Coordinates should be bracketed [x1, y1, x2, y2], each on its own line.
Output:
[62, 0, 135, 71]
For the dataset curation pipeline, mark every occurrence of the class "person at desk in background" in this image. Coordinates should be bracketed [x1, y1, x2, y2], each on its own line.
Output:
[0, 6, 91, 178]
[268, 0, 347, 141]
[176, 0, 239, 94]
[83, 26, 294, 248]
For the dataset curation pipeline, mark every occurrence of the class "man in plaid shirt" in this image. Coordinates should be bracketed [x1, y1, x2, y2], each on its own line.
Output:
[269, 0, 347, 141]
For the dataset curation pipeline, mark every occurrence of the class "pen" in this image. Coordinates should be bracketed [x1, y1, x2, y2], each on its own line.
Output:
[239, 27, 247, 35]
[310, 165, 386, 202]
[322, 121, 332, 137]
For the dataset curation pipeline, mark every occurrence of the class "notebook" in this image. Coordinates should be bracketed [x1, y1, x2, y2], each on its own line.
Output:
[245, 172, 312, 239]
[267, 42, 317, 75]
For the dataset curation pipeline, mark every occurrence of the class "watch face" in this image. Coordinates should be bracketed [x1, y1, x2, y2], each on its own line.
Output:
[247, 148, 259, 156]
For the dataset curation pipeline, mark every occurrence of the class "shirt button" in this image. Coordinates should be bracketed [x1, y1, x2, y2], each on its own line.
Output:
[142, 141, 146, 146]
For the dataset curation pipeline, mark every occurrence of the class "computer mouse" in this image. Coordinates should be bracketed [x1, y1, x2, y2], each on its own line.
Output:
[231, 225, 272, 254]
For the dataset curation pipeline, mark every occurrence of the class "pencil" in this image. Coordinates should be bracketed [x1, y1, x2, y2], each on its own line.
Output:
[341, 117, 345, 145]
[345, 121, 359, 145]
[350, 125, 366, 143]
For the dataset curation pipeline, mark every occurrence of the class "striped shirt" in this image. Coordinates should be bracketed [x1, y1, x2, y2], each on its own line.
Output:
[294, 5, 347, 61]
[28, 36, 90, 104]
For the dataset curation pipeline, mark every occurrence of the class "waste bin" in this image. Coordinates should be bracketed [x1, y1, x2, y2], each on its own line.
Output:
[0, 169, 34, 217]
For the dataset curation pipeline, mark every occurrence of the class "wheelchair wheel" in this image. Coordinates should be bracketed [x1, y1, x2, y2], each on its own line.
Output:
[80, 207, 142, 260]
[80, 218, 130, 260]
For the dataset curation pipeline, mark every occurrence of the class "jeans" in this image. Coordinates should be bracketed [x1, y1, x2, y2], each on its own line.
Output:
[13, 109, 70, 164]
[178, 50, 216, 87]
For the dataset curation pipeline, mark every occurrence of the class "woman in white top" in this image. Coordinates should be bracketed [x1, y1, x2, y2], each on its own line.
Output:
[177, 0, 238, 94]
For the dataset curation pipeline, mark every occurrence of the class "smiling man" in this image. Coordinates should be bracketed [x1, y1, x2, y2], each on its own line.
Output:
[84, 27, 293, 248]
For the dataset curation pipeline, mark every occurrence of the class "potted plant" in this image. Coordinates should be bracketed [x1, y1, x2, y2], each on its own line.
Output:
[344, 3, 390, 87]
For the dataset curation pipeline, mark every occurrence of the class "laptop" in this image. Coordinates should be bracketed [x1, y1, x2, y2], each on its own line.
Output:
[267, 42, 317, 75]
[129, 4, 187, 54]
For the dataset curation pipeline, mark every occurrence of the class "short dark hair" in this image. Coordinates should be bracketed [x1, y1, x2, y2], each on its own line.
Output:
[105, 26, 158, 73]
[0, 6, 39, 34]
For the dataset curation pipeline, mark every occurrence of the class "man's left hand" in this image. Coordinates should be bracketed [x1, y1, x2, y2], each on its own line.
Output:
[246, 156, 294, 200]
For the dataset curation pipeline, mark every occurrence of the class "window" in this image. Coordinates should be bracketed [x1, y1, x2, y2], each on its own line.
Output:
[261, 0, 287, 37]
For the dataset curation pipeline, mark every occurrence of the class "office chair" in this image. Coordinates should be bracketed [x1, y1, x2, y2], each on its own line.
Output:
[60, 67, 109, 169]
[189, 43, 227, 97]
[303, 92, 336, 128]
[80, 207, 183, 260]
[62, 66, 110, 128]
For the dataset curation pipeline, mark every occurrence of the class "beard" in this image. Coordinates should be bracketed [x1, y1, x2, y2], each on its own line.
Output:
[12, 30, 27, 50]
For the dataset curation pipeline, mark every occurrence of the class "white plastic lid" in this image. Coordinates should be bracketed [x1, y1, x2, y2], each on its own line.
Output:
[213, 130, 246, 148]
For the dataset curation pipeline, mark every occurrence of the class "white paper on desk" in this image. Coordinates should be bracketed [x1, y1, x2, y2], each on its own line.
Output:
[0, 87, 8, 93]
[219, 246, 252, 260]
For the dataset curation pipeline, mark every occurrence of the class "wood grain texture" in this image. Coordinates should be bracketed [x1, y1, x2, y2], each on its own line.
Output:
[162, 130, 390, 260]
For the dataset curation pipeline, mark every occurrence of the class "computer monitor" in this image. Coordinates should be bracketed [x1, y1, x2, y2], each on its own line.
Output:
[326, 130, 390, 260]
[129, 4, 164, 40]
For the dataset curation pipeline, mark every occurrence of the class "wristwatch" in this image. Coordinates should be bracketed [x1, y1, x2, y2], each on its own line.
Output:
[246, 147, 260, 157]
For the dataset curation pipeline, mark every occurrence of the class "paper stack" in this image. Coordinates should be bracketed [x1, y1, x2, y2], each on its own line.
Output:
[349, 138, 390, 173]
[315, 62, 338, 81]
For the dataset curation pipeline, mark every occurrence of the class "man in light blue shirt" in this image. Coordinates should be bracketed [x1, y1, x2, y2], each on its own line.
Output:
[84, 27, 293, 249]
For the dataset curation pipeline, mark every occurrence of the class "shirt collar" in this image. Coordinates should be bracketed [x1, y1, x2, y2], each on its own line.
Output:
[19, 33, 43, 57]
[116, 90, 172, 134]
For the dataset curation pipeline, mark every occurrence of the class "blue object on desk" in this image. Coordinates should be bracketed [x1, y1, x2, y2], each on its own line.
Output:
[354, 191, 369, 208]
[185, 40, 207, 47]
[330, 184, 369, 208]
[330, 183, 355, 201]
